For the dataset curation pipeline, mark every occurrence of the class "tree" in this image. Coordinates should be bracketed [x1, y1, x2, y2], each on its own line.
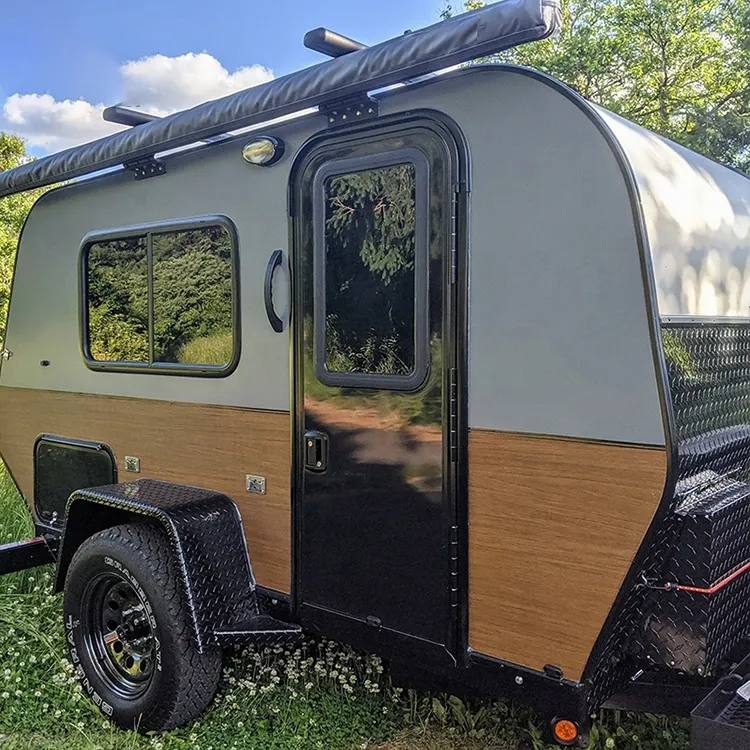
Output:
[0, 133, 46, 343]
[445, 0, 750, 170]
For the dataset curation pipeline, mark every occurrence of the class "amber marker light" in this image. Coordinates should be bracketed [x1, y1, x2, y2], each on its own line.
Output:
[552, 718, 579, 746]
[242, 136, 285, 166]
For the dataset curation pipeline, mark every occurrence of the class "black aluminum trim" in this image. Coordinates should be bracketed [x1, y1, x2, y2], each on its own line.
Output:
[312, 147, 430, 391]
[468, 66, 677, 706]
[78, 214, 241, 377]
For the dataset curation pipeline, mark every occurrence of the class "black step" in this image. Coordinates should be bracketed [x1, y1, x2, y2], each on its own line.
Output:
[693, 655, 750, 749]
[213, 614, 302, 647]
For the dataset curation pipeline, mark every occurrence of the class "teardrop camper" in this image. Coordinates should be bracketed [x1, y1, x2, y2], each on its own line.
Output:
[1, 1, 749, 746]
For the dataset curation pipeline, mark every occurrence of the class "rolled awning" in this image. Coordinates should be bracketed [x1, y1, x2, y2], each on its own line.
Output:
[0, 0, 561, 198]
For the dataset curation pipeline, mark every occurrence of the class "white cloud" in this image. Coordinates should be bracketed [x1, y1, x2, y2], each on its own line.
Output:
[121, 53, 273, 115]
[2, 52, 274, 152]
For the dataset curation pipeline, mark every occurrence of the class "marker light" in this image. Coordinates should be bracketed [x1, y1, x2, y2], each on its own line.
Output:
[552, 719, 579, 746]
[242, 136, 284, 166]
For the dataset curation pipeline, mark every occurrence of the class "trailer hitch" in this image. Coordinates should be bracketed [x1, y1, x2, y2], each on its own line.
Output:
[0, 534, 56, 575]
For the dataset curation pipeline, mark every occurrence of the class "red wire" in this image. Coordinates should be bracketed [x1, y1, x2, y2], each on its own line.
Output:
[667, 559, 750, 595]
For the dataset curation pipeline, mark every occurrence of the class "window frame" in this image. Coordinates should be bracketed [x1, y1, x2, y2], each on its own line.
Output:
[312, 148, 430, 391]
[79, 215, 241, 377]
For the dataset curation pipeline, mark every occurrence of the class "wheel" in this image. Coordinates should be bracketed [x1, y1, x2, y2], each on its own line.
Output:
[63, 523, 222, 731]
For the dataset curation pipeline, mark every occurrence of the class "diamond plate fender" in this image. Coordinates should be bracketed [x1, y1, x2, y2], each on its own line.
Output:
[54, 479, 260, 652]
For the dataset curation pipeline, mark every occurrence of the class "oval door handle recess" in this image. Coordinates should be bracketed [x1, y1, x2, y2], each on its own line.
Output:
[264, 249, 285, 333]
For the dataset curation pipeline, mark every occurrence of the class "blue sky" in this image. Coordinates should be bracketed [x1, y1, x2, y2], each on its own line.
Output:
[1, 0, 444, 153]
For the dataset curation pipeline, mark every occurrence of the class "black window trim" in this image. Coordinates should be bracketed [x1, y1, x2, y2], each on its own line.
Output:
[79, 214, 241, 377]
[312, 147, 430, 391]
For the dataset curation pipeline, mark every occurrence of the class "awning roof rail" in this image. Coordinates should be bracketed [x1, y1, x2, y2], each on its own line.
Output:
[0, 0, 561, 199]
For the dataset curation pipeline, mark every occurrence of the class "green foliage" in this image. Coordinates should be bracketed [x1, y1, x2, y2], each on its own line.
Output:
[324, 165, 418, 377]
[448, 0, 750, 170]
[86, 227, 234, 365]
[177, 329, 234, 366]
[87, 304, 150, 363]
[0, 133, 47, 344]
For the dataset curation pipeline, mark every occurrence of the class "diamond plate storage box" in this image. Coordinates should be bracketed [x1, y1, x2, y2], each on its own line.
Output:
[637, 473, 750, 675]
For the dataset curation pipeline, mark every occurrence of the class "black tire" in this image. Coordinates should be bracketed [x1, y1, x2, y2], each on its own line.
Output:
[63, 523, 222, 731]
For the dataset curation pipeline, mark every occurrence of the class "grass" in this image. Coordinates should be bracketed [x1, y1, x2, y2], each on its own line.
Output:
[0, 462, 690, 749]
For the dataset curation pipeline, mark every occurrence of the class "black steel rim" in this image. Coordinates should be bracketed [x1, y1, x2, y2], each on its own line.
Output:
[80, 571, 156, 700]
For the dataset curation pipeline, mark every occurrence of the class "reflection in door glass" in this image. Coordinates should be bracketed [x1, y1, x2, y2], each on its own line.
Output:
[324, 164, 416, 376]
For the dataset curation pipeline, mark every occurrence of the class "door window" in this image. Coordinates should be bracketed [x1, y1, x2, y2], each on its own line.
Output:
[314, 150, 429, 390]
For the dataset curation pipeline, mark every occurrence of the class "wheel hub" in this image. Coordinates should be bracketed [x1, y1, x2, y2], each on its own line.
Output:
[82, 573, 157, 698]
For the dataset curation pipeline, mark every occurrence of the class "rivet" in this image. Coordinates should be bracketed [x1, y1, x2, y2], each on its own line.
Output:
[356, 111, 361, 116]
[342, 114, 347, 119]
[329, 118, 335, 123]
[515, 675, 523, 685]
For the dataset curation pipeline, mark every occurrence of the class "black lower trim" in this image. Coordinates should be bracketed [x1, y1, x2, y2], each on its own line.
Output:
[603, 670, 711, 718]
[299, 603, 456, 666]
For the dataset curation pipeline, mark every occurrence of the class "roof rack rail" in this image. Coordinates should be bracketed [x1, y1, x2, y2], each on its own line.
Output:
[304, 28, 367, 58]
[102, 105, 160, 128]
[102, 104, 227, 145]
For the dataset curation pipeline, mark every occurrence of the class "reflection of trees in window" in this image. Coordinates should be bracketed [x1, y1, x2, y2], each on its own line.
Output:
[324, 164, 416, 376]
[85, 224, 234, 368]
[152, 228, 233, 365]
[87, 237, 149, 362]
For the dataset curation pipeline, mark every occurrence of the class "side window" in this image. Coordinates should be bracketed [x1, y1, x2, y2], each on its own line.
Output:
[87, 236, 149, 363]
[84, 218, 238, 375]
[152, 227, 234, 366]
[314, 151, 428, 390]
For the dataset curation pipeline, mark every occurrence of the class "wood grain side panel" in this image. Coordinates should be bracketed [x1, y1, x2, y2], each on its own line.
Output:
[469, 430, 667, 682]
[0, 387, 291, 593]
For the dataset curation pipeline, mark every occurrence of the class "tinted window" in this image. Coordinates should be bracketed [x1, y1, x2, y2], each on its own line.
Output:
[87, 236, 149, 363]
[152, 227, 234, 366]
[84, 220, 237, 373]
[323, 163, 417, 377]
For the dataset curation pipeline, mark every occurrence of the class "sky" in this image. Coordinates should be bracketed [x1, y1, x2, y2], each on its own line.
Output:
[1, 0, 444, 155]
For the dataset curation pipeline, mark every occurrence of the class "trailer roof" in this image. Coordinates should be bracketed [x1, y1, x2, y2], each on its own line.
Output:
[0, 0, 560, 199]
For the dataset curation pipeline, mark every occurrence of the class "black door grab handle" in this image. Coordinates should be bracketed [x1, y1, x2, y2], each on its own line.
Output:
[264, 249, 285, 333]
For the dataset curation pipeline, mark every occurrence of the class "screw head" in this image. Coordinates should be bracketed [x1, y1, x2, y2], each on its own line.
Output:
[515, 675, 523, 685]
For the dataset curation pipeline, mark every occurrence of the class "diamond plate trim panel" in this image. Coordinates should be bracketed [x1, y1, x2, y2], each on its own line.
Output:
[60, 479, 299, 650]
[585, 323, 750, 712]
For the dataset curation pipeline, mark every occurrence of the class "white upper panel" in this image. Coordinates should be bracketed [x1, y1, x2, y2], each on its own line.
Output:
[599, 107, 750, 317]
[1, 116, 317, 411]
[2, 66, 667, 445]
[381, 68, 666, 445]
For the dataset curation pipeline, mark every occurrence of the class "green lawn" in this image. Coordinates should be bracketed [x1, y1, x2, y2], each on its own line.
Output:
[0, 462, 689, 749]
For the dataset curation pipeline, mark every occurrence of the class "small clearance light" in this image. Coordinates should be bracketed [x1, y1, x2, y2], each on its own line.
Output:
[242, 136, 284, 166]
[552, 719, 579, 746]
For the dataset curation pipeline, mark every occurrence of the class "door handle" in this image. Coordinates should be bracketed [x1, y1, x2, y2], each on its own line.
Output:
[304, 431, 328, 472]
[264, 249, 285, 333]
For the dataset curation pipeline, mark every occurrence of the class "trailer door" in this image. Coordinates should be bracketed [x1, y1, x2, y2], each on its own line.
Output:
[291, 121, 463, 658]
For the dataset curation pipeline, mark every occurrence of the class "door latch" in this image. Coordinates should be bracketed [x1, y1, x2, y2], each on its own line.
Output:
[304, 431, 328, 472]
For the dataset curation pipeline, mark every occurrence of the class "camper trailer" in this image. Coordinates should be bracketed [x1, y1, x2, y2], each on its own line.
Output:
[2, 0, 750, 745]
